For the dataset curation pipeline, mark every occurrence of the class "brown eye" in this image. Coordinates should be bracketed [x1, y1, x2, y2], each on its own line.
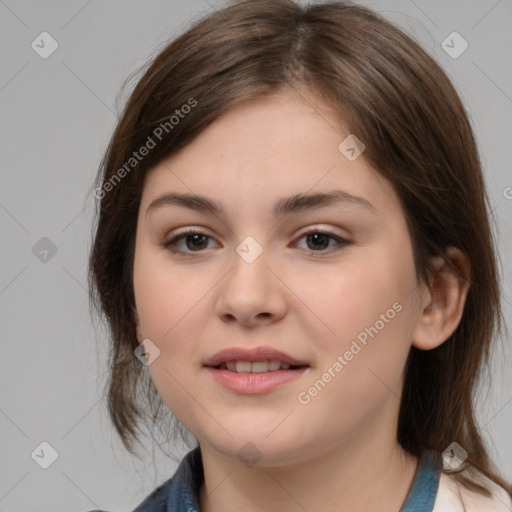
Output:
[161, 230, 217, 254]
[161, 228, 350, 256]
[183, 233, 209, 251]
[294, 230, 350, 254]
[305, 232, 331, 250]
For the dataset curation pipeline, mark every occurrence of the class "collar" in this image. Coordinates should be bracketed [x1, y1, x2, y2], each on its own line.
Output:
[133, 447, 441, 511]
[401, 450, 442, 511]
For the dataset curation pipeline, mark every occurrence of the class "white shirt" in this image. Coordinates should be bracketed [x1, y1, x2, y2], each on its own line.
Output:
[433, 471, 512, 511]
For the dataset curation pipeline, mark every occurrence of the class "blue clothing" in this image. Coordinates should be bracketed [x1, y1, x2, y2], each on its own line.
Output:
[89, 448, 441, 511]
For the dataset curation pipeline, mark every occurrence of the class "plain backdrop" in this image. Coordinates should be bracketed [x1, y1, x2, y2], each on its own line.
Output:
[1, 0, 511, 510]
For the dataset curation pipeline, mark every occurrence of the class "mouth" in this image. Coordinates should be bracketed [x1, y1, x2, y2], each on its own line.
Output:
[204, 347, 310, 394]
[213, 360, 308, 373]
[204, 346, 309, 368]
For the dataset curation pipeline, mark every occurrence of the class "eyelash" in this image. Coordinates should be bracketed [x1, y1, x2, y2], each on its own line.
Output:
[160, 227, 350, 256]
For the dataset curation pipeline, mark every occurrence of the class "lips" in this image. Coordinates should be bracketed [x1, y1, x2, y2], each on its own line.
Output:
[204, 347, 311, 395]
[204, 346, 309, 369]
[204, 347, 310, 394]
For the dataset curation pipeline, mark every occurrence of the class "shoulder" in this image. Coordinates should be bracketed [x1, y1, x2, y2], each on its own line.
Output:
[131, 476, 175, 512]
[433, 471, 512, 512]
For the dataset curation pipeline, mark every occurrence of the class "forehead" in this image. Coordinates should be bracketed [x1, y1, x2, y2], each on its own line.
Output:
[139, 90, 400, 218]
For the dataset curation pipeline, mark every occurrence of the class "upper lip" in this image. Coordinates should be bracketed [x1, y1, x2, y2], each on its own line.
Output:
[204, 347, 309, 367]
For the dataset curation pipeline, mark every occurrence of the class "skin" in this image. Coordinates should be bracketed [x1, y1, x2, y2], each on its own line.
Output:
[132, 88, 471, 512]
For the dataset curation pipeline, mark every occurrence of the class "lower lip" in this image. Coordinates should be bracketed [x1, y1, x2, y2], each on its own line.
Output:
[205, 367, 309, 394]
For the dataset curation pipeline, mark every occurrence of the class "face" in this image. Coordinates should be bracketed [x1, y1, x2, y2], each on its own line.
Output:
[132, 89, 427, 467]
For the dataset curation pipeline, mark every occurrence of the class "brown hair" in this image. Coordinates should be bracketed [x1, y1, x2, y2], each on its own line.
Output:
[88, 0, 511, 496]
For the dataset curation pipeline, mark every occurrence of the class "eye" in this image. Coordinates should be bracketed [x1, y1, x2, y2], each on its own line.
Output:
[160, 227, 350, 255]
[160, 228, 218, 254]
[293, 228, 350, 254]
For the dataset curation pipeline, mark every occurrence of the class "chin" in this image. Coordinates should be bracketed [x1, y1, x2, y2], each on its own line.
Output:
[199, 429, 318, 468]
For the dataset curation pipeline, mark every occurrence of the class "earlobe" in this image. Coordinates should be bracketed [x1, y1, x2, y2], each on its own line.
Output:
[411, 247, 471, 351]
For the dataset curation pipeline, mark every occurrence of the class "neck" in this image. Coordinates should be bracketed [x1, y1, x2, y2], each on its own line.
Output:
[198, 419, 419, 512]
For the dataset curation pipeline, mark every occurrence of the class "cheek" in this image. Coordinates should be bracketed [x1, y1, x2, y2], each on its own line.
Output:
[134, 246, 201, 341]
[295, 283, 413, 445]
[133, 249, 215, 419]
[299, 246, 417, 400]
[295, 253, 415, 352]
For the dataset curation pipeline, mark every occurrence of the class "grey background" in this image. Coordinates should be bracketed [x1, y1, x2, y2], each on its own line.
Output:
[0, 0, 511, 510]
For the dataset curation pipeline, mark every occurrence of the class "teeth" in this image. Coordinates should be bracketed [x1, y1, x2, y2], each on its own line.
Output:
[235, 361, 252, 373]
[268, 360, 281, 371]
[223, 360, 293, 373]
[226, 361, 237, 372]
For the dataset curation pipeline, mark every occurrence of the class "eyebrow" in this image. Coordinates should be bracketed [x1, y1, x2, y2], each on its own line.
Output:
[146, 189, 377, 218]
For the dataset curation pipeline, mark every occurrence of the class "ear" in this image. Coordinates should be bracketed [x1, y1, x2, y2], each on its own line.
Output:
[133, 308, 144, 343]
[412, 247, 471, 350]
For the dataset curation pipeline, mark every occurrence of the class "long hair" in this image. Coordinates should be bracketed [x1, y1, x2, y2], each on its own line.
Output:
[88, 0, 510, 495]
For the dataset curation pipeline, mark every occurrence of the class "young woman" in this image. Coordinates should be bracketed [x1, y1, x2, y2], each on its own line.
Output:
[88, 0, 512, 510]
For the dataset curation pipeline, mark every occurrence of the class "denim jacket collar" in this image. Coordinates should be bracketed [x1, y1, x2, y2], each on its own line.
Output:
[132, 447, 440, 512]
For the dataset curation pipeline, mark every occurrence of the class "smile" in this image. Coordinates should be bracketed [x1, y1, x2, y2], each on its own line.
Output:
[216, 360, 301, 373]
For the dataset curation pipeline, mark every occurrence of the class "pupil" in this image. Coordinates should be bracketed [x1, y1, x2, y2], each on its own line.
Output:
[187, 234, 207, 250]
[308, 233, 329, 250]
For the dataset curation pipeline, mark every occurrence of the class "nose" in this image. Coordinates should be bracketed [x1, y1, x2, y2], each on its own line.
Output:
[214, 242, 287, 327]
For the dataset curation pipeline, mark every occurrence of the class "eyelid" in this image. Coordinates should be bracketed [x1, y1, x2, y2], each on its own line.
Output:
[294, 224, 350, 240]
